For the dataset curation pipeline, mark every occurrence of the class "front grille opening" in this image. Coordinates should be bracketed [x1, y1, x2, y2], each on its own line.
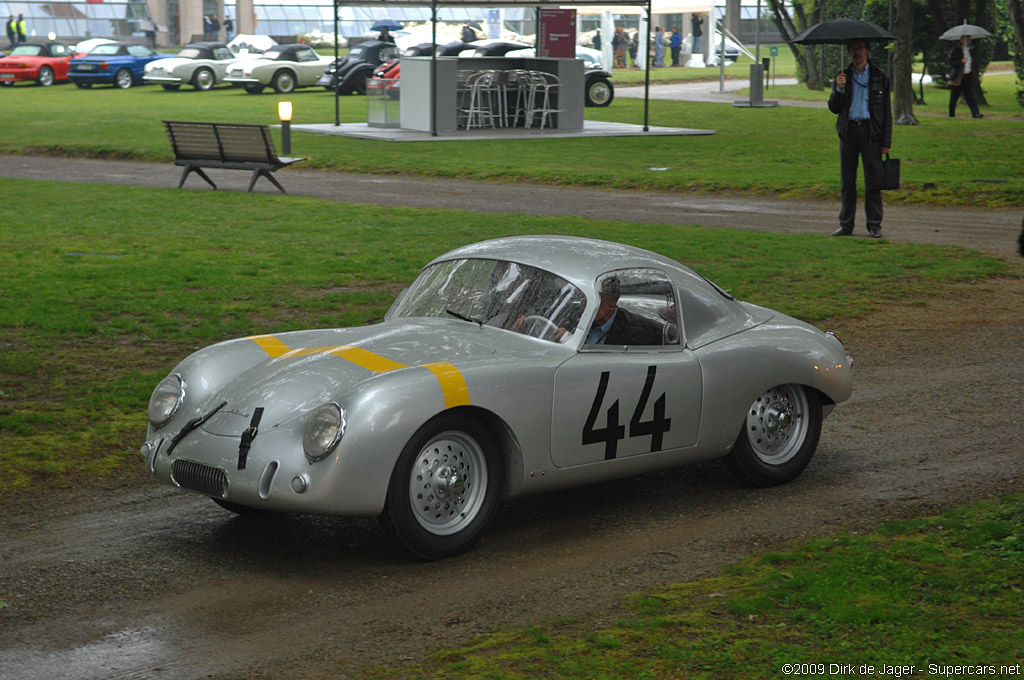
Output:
[171, 459, 228, 498]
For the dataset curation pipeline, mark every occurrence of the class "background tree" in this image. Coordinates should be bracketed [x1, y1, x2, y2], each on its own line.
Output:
[1007, 0, 1024, 106]
[893, 0, 920, 124]
[767, 0, 822, 88]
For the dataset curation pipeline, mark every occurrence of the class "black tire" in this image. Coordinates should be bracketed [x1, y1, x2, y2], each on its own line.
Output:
[0, 81, 14, 87]
[585, 76, 614, 107]
[113, 68, 133, 89]
[74, 81, 92, 89]
[192, 67, 215, 91]
[36, 66, 55, 87]
[244, 84, 264, 94]
[161, 83, 181, 91]
[725, 384, 822, 487]
[271, 69, 296, 94]
[353, 73, 369, 95]
[384, 413, 503, 560]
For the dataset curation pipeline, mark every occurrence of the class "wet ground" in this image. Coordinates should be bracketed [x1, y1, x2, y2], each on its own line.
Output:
[1, 154, 1023, 679]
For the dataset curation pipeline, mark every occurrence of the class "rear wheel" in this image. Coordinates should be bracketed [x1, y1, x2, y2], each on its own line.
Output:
[585, 76, 614, 107]
[114, 68, 133, 89]
[354, 73, 369, 95]
[272, 69, 296, 94]
[725, 384, 822, 487]
[384, 413, 503, 560]
[192, 67, 215, 91]
[36, 66, 54, 86]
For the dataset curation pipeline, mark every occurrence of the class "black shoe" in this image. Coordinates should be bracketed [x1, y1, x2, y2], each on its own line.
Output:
[832, 227, 853, 236]
[868, 227, 882, 238]
[973, 113, 984, 119]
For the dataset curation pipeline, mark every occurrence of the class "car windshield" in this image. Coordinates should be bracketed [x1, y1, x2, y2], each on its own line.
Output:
[389, 258, 586, 343]
[11, 45, 43, 56]
[89, 44, 121, 56]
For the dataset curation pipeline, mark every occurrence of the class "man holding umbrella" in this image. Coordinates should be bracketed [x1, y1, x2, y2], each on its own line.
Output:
[943, 23, 989, 119]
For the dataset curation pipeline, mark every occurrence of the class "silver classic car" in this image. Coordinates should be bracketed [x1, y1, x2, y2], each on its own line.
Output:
[143, 42, 244, 91]
[143, 236, 852, 559]
[224, 43, 333, 94]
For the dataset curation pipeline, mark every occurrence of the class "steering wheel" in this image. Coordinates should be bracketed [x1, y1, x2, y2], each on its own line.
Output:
[521, 315, 558, 340]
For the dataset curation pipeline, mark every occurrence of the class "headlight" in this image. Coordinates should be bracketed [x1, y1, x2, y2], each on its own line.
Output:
[303, 403, 346, 461]
[148, 374, 185, 428]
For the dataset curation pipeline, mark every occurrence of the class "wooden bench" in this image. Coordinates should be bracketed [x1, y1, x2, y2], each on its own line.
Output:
[163, 120, 305, 194]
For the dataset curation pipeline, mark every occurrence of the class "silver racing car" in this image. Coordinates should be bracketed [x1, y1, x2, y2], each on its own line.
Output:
[142, 236, 852, 559]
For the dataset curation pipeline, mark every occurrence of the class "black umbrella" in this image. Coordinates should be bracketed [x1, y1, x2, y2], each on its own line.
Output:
[791, 18, 896, 45]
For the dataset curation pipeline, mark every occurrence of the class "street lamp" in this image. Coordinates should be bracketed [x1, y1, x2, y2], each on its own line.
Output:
[278, 101, 293, 155]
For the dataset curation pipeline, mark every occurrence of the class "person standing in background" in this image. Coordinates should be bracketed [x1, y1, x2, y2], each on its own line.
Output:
[669, 26, 681, 66]
[224, 15, 234, 41]
[947, 35, 983, 118]
[691, 14, 703, 53]
[654, 26, 665, 67]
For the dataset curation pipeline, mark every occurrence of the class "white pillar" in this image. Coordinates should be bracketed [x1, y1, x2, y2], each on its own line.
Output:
[600, 11, 613, 70]
[637, 14, 648, 68]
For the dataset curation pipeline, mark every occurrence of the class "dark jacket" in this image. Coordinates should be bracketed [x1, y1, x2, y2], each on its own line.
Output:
[947, 44, 977, 82]
[828, 59, 892, 149]
[601, 308, 662, 346]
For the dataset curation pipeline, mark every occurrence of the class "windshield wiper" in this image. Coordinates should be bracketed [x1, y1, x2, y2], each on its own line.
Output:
[446, 308, 483, 328]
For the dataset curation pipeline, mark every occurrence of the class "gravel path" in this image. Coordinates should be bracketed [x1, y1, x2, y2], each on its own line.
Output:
[1, 154, 1022, 680]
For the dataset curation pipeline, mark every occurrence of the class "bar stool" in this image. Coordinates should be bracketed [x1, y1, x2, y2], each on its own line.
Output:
[460, 70, 498, 130]
[524, 71, 563, 130]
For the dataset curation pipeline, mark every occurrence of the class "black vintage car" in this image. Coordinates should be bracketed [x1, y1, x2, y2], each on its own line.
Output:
[317, 40, 400, 95]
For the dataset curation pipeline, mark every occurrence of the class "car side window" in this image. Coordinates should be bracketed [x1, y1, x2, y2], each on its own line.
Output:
[214, 47, 233, 60]
[296, 47, 318, 62]
[583, 269, 679, 348]
[128, 45, 152, 57]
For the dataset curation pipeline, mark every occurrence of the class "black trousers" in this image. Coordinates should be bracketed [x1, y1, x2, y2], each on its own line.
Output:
[671, 46, 680, 66]
[839, 121, 883, 231]
[949, 72, 981, 117]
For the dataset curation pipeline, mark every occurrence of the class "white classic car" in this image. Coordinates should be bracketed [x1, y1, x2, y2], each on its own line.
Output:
[223, 43, 333, 94]
[143, 236, 853, 560]
[144, 42, 247, 91]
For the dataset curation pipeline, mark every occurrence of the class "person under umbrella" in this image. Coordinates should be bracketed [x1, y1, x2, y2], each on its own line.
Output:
[941, 22, 991, 119]
[828, 39, 892, 238]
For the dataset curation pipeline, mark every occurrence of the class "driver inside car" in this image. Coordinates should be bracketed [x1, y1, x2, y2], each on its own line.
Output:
[585, 277, 662, 346]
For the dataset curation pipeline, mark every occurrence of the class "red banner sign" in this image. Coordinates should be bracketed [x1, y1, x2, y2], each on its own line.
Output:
[538, 8, 576, 58]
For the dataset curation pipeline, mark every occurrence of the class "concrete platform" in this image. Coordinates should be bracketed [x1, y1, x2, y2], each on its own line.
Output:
[291, 120, 716, 142]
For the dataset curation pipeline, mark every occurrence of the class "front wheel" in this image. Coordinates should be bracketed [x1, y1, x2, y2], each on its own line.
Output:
[36, 66, 54, 86]
[585, 76, 614, 107]
[114, 68, 133, 89]
[384, 414, 503, 560]
[725, 384, 822, 487]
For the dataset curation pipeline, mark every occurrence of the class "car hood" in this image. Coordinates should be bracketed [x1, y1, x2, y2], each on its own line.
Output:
[194, 318, 555, 435]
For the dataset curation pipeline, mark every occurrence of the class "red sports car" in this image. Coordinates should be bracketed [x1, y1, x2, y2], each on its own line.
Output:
[0, 41, 75, 86]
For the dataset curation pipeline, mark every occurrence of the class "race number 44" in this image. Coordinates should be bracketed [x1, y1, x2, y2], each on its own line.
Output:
[582, 366, 672, 460]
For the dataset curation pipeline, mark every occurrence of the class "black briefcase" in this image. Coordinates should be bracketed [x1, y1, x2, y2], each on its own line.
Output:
[868, 153, 900, 191]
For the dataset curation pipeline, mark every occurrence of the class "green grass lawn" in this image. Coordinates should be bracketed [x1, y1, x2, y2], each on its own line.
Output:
[0, 179, 1008, 495]
[1, 66, 1021, 207]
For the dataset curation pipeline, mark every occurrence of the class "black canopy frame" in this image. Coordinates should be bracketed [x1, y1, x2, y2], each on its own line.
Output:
[331, 0, 655, 135]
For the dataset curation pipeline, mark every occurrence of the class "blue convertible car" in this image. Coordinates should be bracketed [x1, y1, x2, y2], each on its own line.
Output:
[69, 42, 171, 89]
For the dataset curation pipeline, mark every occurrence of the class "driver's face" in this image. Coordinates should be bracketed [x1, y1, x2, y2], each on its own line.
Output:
[593, 294, 619, 325]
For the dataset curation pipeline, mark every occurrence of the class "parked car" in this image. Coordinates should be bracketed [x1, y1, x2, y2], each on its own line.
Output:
[369, 42, 443, 96]
[142, 235, 852, 560]
[0, 41, 75, 86]
[316, 39, 400, 94]
[504, 46, 614, 107]
[144, 42, 245, 91]
[225, 43, 333, 94]
[68, 43, 172, 89]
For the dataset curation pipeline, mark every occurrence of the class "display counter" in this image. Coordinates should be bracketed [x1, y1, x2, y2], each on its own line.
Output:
[399, 57, 585, 133]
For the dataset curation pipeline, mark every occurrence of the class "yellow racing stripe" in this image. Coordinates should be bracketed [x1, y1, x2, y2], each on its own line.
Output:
[248, 335, 470, 408]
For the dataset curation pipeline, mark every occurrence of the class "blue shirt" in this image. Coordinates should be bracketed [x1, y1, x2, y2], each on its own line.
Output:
[586, 310, 617, 344]
[849, 63, 870, 121]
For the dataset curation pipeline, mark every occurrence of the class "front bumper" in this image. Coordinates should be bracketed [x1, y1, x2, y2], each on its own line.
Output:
[224, 76, 259, 84]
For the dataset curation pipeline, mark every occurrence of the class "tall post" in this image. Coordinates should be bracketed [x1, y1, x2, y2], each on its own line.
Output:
[333, 0, 339, 126]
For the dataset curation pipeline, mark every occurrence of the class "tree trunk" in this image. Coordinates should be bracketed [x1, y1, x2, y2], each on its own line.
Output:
[793, 3, 821, 89]
[1008, 0, 1024, 108]
[893, 0, 918, 125]
[767, 0, 820, 89]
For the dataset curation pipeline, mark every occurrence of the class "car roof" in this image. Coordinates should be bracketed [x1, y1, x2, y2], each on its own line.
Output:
[429, 235, 702, 291]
